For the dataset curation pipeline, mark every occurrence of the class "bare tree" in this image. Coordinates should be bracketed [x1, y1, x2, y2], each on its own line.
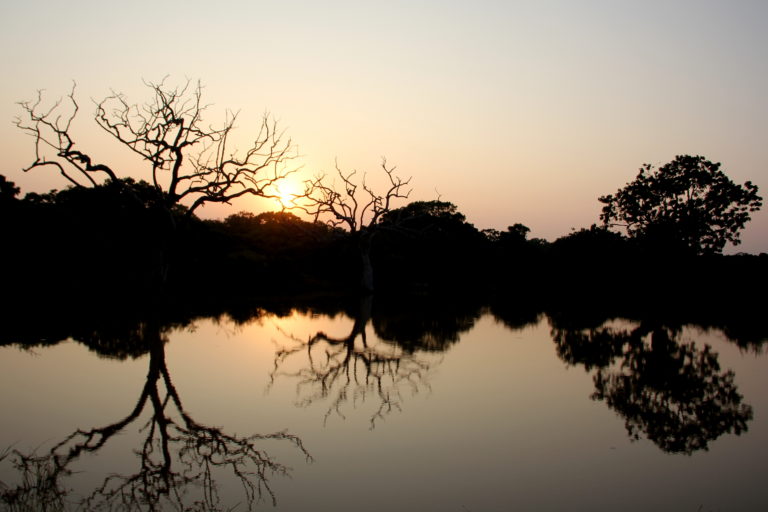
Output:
[15, 78, 298, 215]
[293, 159, 411, 292]
[14, 79, 299, 288]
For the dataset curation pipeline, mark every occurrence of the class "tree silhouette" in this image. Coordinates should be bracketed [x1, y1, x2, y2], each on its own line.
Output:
[599, 155, 762, 254]
[0, 320, 310, 511]
[551, 318, 753, 454]
[292, 159, 411, 292]
[0, 175, 20, 204]
[374, 200, 487, 291]
[15, 79, 298, 216]
[13, 79, 299, 290]
[269, 296, 435, 428]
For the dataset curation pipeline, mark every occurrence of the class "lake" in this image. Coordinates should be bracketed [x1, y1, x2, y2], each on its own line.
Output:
[1, 296, 766, 511]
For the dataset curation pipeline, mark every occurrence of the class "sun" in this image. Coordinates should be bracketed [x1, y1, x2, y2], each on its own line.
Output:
[272, 179, 304, 209]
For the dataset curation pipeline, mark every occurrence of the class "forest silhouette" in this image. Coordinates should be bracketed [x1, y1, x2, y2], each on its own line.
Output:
[2, 81, 768, 508]
[3, 80, 764, 302]
[2, 171, 766, 306]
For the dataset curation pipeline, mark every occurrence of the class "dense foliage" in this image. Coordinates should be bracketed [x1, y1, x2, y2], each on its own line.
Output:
[2, 151, 766, 304]
[599, 155, 762, 255]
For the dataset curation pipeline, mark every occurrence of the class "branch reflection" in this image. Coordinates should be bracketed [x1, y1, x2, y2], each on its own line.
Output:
[1, 318, 310, 511]
[270, 295, 478, 428]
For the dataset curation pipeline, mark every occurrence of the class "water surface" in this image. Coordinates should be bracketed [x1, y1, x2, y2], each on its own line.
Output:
[1, 300, 766, 511]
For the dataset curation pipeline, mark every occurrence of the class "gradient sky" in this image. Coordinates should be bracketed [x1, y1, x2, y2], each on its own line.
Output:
[2, 0, 767, 252]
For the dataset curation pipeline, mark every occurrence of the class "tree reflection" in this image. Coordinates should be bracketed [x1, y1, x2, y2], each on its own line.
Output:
[270, 296, 442, 428]
[551, 324, 627, 372]
[1, 320, 310, 511]
[0, 446, 68, 511]
[551, 318, 753, 454]
[372, 294, 483, 352]
[488, 299, 542, 332]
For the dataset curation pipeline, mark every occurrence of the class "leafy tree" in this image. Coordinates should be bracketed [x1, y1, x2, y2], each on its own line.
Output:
[0, 175, 20, 203]
[549, 224, 629, 281]
[375, 200, 488, 290]
[501, 223, 530, 243]
[199, 210, 346, 290]
[221, 210, 339, 253]
[379, 200, 473, 234]
[599, 155, 762, 255]
[494, 222, 549, 254]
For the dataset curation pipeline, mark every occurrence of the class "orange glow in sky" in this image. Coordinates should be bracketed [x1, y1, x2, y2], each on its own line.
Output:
[1, 1, 767, 252]
[272, 177, 306, 210]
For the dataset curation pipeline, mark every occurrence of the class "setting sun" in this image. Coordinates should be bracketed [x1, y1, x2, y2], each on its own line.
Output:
[2, 2, 768, 510]
[272, 178, 305, 209]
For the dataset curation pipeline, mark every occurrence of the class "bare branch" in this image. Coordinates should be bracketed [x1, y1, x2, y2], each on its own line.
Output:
[292, 158, 411, 233]
[269, 300, 434, 428]
[17, 79, 298, 215]
[2, 338, 310, 510]
[15, 83, 117, 186]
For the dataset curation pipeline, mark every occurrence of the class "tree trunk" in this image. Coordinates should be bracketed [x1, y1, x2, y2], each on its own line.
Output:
[358, 232, 374, 293]
[351, 294, 373, 345]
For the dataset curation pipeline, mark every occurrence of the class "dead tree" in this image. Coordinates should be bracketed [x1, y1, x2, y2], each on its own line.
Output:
[15, 79, 298, 215]
[15, 79, 298, 286]
[293, 159, 411, 293]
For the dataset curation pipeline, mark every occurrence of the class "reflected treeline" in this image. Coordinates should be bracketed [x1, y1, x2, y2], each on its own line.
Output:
[268, 295, 484, 427]
[542, 286, 768, 353]
[0, 293, 485, 506]
[548, 313, 754, 454]
[1, 304, 194, 361]
[372, 294, 484, 352]
[1, 319, 311, 511]
[2, 290, 766, 464]
[420, 295, 761, 455]
[1, 293, 486, 360]
[489, 300, 543, 332]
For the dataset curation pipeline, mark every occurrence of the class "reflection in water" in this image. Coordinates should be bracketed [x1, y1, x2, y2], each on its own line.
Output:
[1, 320, 310, 511]
[551, 318, 753, 454]
[488, 300, 542, 331]
[372, 295, 483, 352]
[2, 294, 766, 510]
[270, 296, 449, 428]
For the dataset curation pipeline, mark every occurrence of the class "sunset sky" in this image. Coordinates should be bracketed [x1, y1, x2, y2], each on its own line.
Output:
[2, 0, 767, 252]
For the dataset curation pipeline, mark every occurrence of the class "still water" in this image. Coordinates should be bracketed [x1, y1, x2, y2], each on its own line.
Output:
[1, 298, 766, 511]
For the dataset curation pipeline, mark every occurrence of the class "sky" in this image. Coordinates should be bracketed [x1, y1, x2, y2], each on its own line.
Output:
[1, 0, 767, 252]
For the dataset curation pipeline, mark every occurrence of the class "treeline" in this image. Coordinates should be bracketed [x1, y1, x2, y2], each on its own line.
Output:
[1, 175, 765, 312]
[1, 289, 763, 468]
[2, 280, 766, 360]
[7, 76, 762, 307]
